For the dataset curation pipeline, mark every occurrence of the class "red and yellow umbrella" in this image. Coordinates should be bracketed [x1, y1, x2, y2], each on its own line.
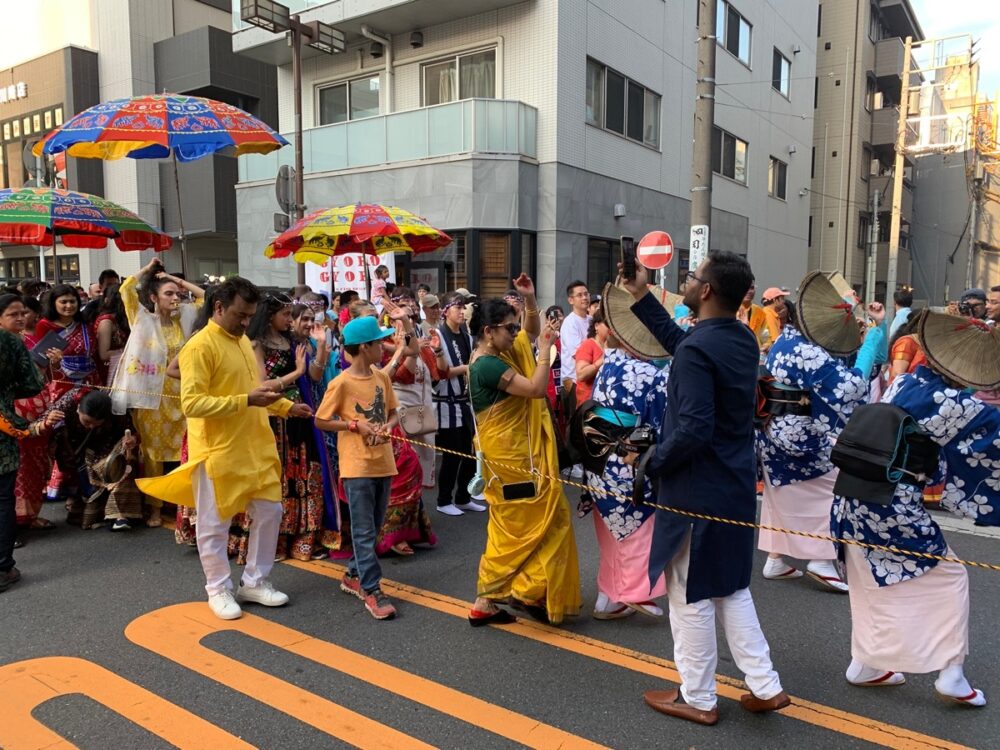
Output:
[264, 203, 451, 265]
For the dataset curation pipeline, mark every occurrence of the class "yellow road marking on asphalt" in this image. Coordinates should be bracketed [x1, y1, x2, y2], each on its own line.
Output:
[126, 602, 608, 750]
[0, 656, 254, 750]
[288, 559, 973, 750]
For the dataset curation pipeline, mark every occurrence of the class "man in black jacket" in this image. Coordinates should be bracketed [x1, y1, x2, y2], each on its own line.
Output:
[622, 252, 788, 726]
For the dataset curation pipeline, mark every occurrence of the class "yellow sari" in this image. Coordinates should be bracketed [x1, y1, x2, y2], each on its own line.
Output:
[472, 332, 581, 624]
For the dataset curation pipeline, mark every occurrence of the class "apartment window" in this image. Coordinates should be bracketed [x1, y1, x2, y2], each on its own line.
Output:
[317, 75, 380, 125]
[817, 4, 822, 37]
[586, 58, 661, 148]
[768, 156, 787, 199]
[864, 76, 876, 112]
[858, 214, 871, 248]
[587, 238, 620, 294]
[423, 48, 496, 106]
[44, 254, 80, 283]
[3, 257, 39, 282]
[711, 126, 748, 184]
[716, 0, 752, 66]
[861, 147, 873, 181]
[586, 58, 604, 126]
[868, 3, 888, 42]
[772, 49, 791, 97]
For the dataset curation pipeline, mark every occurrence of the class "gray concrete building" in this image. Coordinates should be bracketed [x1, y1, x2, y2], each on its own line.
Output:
[809, 0, 923, 301]
[232, 0, 817, 305]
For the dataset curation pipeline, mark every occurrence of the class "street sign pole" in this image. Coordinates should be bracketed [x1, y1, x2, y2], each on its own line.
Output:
[690, 0, 717, 272]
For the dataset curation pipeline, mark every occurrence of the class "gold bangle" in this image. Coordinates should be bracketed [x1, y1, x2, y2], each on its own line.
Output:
[524, 308, 539, 315]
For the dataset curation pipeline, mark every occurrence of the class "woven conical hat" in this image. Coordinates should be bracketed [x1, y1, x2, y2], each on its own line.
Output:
[797, 270, 861, 356]
[601, 283, 680, 361]
[824, 271, 855, 301]
[918, 310, 1000, 389]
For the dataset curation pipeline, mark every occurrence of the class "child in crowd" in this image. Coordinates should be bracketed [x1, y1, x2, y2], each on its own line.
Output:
[315, 316, 400, 620]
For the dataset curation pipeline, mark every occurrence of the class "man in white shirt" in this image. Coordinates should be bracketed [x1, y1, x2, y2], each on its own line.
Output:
[559, 279, 591, 402]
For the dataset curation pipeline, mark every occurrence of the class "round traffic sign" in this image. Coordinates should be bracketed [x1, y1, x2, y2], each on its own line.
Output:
[637, 231, 674, 270]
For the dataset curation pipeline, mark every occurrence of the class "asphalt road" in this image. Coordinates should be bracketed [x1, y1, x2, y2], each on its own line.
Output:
[2, 489, 998, 750]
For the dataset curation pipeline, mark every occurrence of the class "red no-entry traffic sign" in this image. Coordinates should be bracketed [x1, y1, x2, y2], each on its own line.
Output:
[637, 231, 674, 270]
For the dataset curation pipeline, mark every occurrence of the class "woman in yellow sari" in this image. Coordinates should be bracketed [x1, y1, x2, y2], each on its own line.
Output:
[467, 289, 581, 626]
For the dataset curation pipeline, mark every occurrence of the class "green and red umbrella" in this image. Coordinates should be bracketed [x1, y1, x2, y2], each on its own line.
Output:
[0, 187, 171, 251]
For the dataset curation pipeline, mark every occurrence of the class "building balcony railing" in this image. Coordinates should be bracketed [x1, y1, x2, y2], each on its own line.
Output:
[239, 99, 537, 183]
[870, 105, 919, 150]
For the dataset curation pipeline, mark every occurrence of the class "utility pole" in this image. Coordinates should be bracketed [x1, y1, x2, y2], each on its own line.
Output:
[291, 13, 306, 285]
[886, 35, 913, 304]
[689, 0, 717, 271]
[965, 159, 982, 289]
[866, 189, 880, 304]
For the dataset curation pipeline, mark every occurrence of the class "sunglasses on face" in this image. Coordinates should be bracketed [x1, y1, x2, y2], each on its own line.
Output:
[491, 323, 521, 336]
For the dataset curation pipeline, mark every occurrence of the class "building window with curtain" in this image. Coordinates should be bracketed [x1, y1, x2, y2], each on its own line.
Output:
[422, 48, 497, 106]
[479, 232, 510, 298]
[585, 58, 661, 148]
[316, 75, 381, 125]
[711, 126, 749, 184]
[717, 0, 753, 66]
[772, 48, 790, 97]
[768, 156, 787, 199]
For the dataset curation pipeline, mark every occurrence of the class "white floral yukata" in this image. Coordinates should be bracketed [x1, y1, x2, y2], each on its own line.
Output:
[831, 365, 1000, 586]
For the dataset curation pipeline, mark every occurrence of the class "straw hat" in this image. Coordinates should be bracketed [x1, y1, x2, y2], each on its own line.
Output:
[918, 310, 1000, 390]
[796, 270, 861, 356]
[601, 283, 682, 361]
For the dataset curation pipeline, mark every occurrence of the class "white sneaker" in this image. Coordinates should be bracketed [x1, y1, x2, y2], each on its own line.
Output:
[807, 561, 849, 592]
[208, 590, 242, 620]
[237, 578, 289, 607]
[456, 500, 487, 512]
[471, 492, 486, 501]
[437, 504, 465, 516]
[762, 556, 803, 580]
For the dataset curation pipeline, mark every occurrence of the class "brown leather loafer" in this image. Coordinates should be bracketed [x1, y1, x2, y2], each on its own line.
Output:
[644, 688, 719, 726]
[740, 690, 791, 713]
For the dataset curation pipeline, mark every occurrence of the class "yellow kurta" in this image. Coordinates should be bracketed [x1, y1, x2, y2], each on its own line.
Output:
[120, 274, 191, 468]
[471, 332, 581, 624]
[137, 320, 292, 518]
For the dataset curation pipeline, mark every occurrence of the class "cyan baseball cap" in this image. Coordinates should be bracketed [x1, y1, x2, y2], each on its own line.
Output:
[342, 316, 394, 347]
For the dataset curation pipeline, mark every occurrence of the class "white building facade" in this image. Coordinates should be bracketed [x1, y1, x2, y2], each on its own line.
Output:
[233, 0, 817, 304]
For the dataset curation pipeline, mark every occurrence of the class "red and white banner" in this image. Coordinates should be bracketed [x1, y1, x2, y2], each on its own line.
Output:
[304, 253, 396, 299]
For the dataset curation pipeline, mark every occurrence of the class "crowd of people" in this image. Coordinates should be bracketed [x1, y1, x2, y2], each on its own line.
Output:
[2, 252, 1000, 727]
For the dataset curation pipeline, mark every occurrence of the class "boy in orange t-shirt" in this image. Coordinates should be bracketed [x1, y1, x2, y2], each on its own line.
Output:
[316, 316, 399, 620]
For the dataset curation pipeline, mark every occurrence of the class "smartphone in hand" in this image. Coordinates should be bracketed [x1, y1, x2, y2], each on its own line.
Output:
[620, 236, 637, 282]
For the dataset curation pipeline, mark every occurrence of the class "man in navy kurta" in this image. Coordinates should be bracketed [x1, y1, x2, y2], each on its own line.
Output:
[622, 252, 789, 726]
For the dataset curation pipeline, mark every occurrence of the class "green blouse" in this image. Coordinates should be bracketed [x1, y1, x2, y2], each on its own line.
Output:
[469, 354, 513, 412]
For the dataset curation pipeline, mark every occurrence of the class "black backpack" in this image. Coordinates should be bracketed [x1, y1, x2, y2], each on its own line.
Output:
[831, 403, 940, 506]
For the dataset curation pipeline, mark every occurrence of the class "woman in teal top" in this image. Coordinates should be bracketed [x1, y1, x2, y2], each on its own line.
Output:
[466, 291, 581, 627]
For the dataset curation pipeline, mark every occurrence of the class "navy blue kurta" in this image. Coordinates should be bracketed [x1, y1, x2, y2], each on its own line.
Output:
[632, 294, 759, 603]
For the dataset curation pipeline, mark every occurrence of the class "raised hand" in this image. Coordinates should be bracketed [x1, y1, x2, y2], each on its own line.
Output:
[866, 301, 886, 325]
[512, 273, 535, 298]
[617, 262, 650, 300]
[293, 344, 308, 374]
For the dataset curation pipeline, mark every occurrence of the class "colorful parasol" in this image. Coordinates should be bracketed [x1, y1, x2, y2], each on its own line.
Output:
[0, 187, 172, 251]
[264, 203, 452, 265]
[32, 94, 288, 162]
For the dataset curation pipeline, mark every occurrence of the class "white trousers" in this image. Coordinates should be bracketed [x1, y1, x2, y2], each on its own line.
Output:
[667, 528, 784, 710]
[194, 465, 282, 596]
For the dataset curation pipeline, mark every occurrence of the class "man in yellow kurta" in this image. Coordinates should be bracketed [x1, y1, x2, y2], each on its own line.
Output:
[138, 278, 312, 620]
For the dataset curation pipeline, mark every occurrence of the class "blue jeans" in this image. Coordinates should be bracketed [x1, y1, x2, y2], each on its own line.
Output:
[342, 476, 391, 594]
[0, 471, 17, 574]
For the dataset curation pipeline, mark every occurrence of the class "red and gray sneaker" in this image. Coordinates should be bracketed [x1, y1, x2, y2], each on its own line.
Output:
[364, 589, 397, 620]
[340, 573, 362, 600]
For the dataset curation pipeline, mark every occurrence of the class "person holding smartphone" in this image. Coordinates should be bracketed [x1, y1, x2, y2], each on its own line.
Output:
[465, 279, 581, 627]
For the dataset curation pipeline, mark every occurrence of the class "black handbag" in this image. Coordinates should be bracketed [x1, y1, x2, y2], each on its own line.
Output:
[831, 403, 940, 506]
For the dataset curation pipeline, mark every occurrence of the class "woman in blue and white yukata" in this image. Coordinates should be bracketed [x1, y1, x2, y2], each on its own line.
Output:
[831, 312, 1000, 706]
[757, 299, 885, 591]
[585, 328, 669, 620]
